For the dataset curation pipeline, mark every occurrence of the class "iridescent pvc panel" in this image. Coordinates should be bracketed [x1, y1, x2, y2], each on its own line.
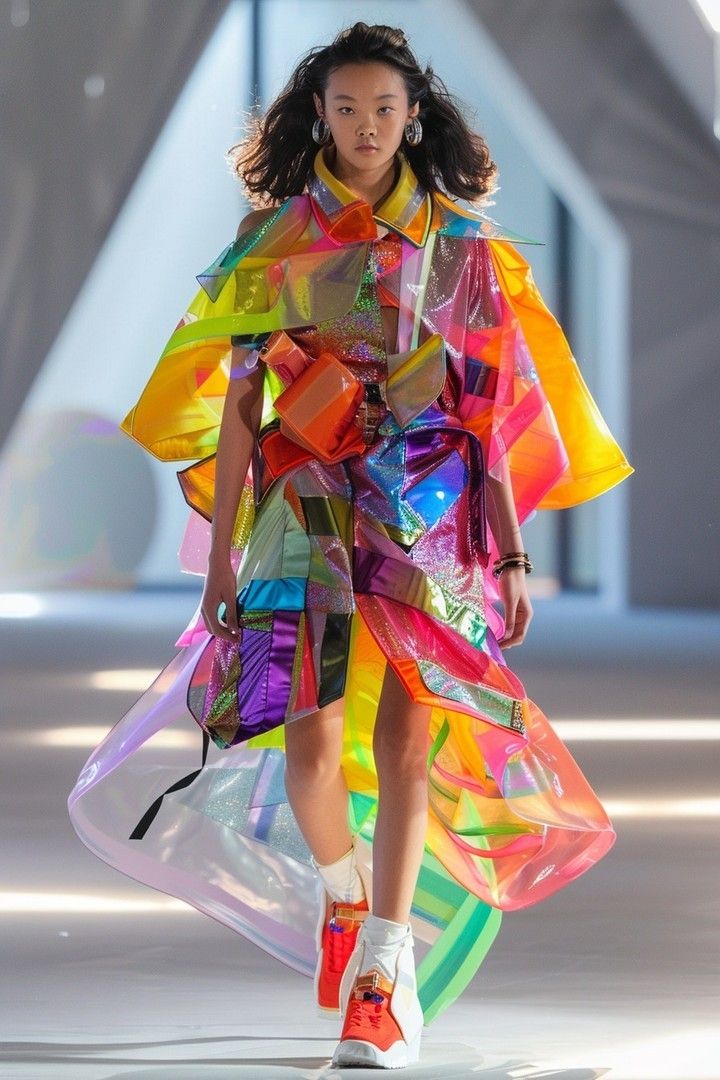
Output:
[70, 147, 631, 1026]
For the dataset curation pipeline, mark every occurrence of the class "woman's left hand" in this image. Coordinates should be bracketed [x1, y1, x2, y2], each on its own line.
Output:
[497, 567, 533, 648]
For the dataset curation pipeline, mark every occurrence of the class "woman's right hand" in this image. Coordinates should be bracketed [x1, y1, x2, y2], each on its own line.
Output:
[201, 554, 240, 642]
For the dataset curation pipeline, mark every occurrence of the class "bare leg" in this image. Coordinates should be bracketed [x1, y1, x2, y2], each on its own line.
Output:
[372, 662, 431, 924]
[283, 699, 353, 865]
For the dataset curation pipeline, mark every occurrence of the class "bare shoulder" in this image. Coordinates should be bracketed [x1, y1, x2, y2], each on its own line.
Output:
[236, 206, 276, 240]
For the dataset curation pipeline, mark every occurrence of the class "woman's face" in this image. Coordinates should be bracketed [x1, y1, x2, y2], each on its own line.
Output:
[313, 61, 419, 176]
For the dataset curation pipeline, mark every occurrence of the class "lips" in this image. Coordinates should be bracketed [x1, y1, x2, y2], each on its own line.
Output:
[356, 144, 378, 150]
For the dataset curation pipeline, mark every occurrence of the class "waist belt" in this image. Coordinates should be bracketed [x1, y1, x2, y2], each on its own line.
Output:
[354, 380, 387, 445]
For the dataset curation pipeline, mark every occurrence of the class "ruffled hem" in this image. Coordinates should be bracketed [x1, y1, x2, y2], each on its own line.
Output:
[67, 579, 614, 1026]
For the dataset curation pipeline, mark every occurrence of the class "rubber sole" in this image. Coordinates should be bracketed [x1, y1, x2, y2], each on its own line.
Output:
[331, 1030, 422, 1069]
[314, 1002, 341, 1019]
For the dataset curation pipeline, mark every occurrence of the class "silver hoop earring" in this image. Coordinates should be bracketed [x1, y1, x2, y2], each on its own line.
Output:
[404, 116, 422, 146]
[312, 116, 331, 145]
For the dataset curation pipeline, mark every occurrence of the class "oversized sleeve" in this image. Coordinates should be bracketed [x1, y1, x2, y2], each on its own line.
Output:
[118, 222, 277, 465]
[458, 237, 633, 525]
[118, 196, 369, 469]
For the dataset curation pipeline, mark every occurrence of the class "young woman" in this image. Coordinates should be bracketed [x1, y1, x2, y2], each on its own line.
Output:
[68, 21, 633, 1071]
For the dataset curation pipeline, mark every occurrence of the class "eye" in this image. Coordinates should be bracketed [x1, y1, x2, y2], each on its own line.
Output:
[337, 106, 395, 115]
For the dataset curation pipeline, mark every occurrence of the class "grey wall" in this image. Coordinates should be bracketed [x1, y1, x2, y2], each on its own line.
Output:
[617, 0, 717, 134]
[471, 0, 720, 609]
[0, 0, 253, 589]
[0, 0, 230, 455]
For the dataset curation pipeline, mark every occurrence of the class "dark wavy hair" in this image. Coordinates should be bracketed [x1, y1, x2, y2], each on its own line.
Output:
[226, 21, 498, 209]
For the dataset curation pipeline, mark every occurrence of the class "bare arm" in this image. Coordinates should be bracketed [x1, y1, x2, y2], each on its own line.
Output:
[200, 354, 264, 642]
[208, 358, 264, 562]
[201, 210, 269, 639]
[484, 453, 534, 649]
[484, 452, 524, 555]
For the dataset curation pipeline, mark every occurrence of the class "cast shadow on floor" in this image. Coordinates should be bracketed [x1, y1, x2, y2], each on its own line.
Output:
[0, 1036, 613, 1079]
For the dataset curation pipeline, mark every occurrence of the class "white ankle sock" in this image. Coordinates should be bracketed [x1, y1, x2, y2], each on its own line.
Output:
[360, 913, 412, 982]
[364, 913, 409, 943]
[313, 844, 366, 904]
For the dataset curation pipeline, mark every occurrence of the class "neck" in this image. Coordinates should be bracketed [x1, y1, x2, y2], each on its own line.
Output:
[324, 145, 401, 211]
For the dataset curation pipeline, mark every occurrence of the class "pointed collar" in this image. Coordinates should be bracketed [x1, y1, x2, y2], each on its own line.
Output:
[307, 145, 438, 247]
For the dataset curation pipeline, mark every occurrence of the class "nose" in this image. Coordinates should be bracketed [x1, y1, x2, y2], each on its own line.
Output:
[356, 114, 377, 137]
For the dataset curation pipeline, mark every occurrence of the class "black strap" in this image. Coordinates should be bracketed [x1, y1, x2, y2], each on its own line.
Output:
[129, 728, 210, 840]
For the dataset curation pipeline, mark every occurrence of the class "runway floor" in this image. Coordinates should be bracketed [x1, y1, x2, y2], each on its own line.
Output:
[1, 589, 718, 1080]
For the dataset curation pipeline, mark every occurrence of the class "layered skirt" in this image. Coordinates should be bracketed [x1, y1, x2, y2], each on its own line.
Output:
[67, 403, 615, 1024]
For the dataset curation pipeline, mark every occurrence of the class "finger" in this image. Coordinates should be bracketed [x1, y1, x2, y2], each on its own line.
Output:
[504, 611, 532, 647]
[202, 599, 233, 642]
[499, 600, 517, 643]
[201, 606, 223, 639]
[224, 592, 240, 637]
[215, 599, 238, 642]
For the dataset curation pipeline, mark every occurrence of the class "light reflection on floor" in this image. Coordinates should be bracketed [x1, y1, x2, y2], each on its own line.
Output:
[1, 590, 719, 1080]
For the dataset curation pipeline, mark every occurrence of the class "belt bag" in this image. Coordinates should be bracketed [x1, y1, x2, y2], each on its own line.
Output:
[273, 348, 368, 463]
[262, 327, 447, 464]
[258, 330, 312, 384]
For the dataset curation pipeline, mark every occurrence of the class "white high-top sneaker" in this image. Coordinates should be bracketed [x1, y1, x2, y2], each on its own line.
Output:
[312, 833, 372, 1014]
[331, 915, 424, 1069]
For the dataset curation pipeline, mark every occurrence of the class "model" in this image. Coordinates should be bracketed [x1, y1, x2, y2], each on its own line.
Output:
[68, 21, 633, 1070]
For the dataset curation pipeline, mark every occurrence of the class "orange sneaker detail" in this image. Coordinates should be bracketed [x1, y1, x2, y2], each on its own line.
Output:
[316, 896, 370, 1011]
[338, 968, 404, 1053]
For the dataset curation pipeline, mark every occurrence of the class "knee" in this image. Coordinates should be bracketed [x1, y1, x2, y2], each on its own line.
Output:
[284, 735, 341, 788]
[373, 728, 428, 781]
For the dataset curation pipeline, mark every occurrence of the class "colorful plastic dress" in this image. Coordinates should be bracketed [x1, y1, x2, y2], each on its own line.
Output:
[67, 146, 633, 1024]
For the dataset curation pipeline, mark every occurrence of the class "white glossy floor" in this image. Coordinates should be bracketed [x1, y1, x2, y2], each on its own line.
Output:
[2, 590, 719, 1080]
